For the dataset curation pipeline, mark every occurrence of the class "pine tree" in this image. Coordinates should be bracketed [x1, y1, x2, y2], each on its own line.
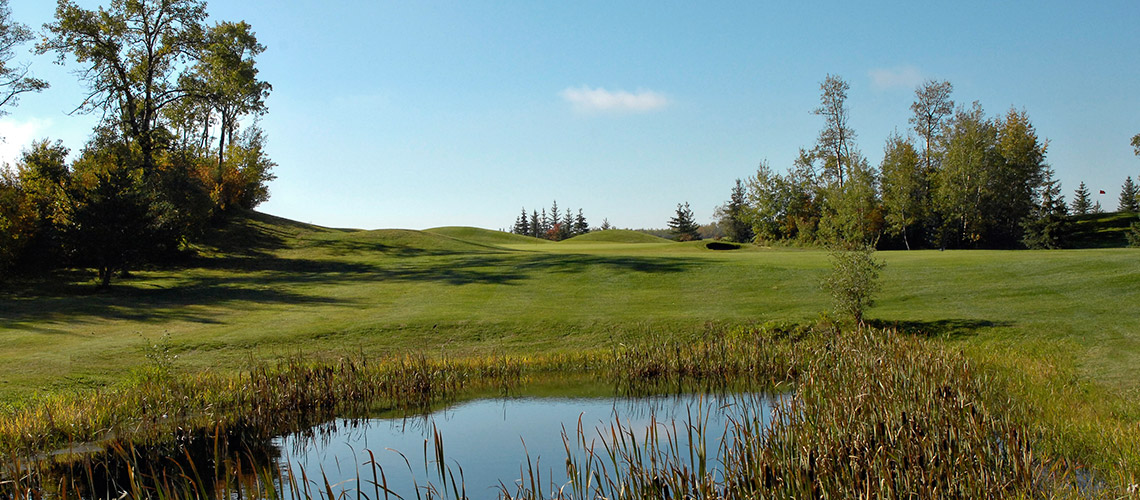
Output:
[512, 207, 530, 235]
[1118, 176, 1138, 212]
[1071, 182, 1092, 215]
[668, 202, 701, 241]
[1092, 200, 1103, 214]
[1022, 166, 1068, 249]
[530, 210, 540, 238]
[600, 218, 613, 230]
[574, 209, 589, 235]
[717, 179, 754, 243]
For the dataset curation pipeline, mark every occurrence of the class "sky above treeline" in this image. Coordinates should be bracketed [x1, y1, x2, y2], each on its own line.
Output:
[2, 1, 1138, 230]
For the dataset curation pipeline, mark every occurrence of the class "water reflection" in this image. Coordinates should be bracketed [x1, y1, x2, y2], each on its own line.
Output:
[277, 392, 779, 498]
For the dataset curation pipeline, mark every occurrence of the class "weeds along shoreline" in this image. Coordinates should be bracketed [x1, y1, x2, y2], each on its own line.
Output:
[1, 323, 1137, 498]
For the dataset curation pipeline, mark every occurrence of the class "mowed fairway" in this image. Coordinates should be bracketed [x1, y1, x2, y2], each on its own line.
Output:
[1, 211, 1138, 402]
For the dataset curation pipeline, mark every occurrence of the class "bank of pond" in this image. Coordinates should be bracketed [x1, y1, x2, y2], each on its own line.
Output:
[0, 325, 1132, 498]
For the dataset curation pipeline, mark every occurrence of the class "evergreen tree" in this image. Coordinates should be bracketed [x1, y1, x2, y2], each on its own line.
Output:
[574, 209, 589, 235]
[561, 207, 573, 240]
[1092, 200, 1103, 214]
[1118, 176, 1138, 212]
[668, 202, 701, 241]
[1071, 182, 1092, 215]
[600, 218, 613, 230]
[512, 207, 529, 235]
[529, 210, 540, 238]
[540, 208, 549, 235]
[716, 178, 754, 243]
[1022, 166, 1068, 249]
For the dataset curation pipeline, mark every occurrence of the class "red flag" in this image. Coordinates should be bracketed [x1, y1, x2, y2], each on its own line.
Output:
[1100, 190, 1106, 194]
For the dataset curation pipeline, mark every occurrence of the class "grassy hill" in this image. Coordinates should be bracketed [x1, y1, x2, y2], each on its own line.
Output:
[1067, 211, 1137, 248]
[424, 226, 550, 246]
[1, 210, 1138, 408]
[560, 229, 673, 244]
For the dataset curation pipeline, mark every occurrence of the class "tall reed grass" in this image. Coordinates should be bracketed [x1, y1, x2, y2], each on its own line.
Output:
[2, 324, 1136, 498]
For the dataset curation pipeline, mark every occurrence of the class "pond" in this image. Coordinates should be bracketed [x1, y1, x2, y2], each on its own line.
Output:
[35, 390, 784, 499]
[277, 392, 781, 498]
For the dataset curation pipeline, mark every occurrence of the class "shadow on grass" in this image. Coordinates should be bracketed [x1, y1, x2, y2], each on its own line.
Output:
[869, 318, 1014, 340]
[0, 251, 694, 328]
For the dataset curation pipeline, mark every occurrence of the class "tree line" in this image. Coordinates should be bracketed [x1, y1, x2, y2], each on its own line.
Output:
[0, 0, 275, 285]
[713, 75, 1140, 250]
[511, 200, 591, 241]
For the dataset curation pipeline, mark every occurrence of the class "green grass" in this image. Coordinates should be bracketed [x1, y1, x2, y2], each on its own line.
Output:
[559, 228, 673, 243]
[1, 211, 1138, 402]
[1067, 210, 1138, 248]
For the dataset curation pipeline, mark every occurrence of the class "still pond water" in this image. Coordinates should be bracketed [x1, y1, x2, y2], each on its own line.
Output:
[277, 392, 780, 497]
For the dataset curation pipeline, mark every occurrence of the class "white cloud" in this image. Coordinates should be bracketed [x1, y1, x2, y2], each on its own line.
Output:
[0, 117, 52, 168]
[868, 66, 924, 91]
[560, 86, 670, 113]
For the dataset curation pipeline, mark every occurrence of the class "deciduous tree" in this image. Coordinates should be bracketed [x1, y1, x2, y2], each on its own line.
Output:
[879, 133, 923, 249]
[0, 0, 47, 112]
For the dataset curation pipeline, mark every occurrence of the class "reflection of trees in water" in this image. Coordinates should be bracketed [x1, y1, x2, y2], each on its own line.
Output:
[45, 426, 285, 499]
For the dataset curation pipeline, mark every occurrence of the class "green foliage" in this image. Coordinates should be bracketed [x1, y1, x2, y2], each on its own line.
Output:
[819, 156, 882, 246]
[715, 178, 753, 243]
[511, 201, 589, 240]
[1071, 181, 1092, 215]
[1118, 176, 1138, 212]
[879, 132, 924, 249]
[1021, 166, 1069, 249]
[0, 167, 34, 273]
[65, 160, 160, 287]
[821, 245, 883, 325]
[1127, 221, 1140, 248]
[668, 201, 701, 241]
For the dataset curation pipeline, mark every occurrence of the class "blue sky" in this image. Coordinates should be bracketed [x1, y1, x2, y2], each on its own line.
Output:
[3, 1, 1138, 230]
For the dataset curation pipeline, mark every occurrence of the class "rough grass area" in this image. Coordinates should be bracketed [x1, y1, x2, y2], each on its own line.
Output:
[1068, 211, 1137, 248]
[2, 326, 1134, 498]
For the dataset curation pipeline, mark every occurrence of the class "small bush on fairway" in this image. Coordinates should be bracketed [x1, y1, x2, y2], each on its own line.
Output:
[822, 245, 884, 325]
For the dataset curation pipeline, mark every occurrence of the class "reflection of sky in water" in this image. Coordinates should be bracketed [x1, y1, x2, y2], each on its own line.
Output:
[276, 393, 780, 498]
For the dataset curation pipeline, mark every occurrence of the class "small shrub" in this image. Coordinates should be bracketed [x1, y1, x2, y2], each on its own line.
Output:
[821, 245, 884, 325]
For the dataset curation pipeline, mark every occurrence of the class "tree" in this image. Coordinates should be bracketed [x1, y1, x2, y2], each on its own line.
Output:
[1092, 200, 1103, 214]
[190, 21, 271, 180]
[1071, 182, 1092, 215]
[66, 142, 161, 287]
[716, 178, 753, 243]
[599, 218, 613, 231]
[819, 154, 881, 246]
[909, 80, 954, 174]
[574, 209, 589, 235]
[1022, 166, 1068, 249]
[668, 202, 701, 241]
[39, 0, 209, 175]
[821, 245, 883, 326]
[1132, 133, 1140, 156]
[933, 102, 1001, 248]
[0, 0, 47, 112]
[512, 207, 529, 235]
[529, 210, 540, 238]
[879, 132, 923, 249]
[813, 74, 856, 186]
[1118, 176, 1138, 212]
[991, 108, 1048, 247]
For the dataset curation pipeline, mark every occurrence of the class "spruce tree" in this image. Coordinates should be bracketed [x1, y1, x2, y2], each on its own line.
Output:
[513, 207, 530, 235]
[668, 202, 701, 241]
[1071, 182, 1092, 215]
[530, 210, 540, 238]
[1022, 167, 1068, 249]
[717, 178, 754, 243]
[574, 209, 589, 235]
[1118, 176, 1138, 212]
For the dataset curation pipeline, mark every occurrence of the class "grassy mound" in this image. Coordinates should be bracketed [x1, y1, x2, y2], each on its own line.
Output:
[1068, 211, 1137, 248]
[425, 226, 550, 246]
[560, 229, 672, 244]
